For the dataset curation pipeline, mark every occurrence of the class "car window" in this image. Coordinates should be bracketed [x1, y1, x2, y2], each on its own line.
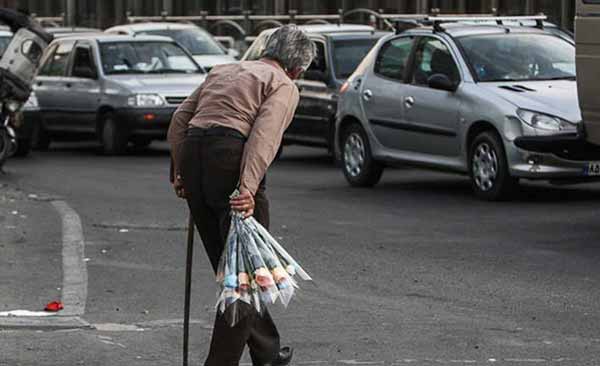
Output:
[374, 36, 414, 81]
[0, 36, 11, 56]
[411, 37, 460, 86]
[332, 38, 379, 79]
[459, 33, 575, 82]
[71, 46, 97, 78]
[139, 28, 225, 56]
[306, 41, 326, 73]
[38, 41, 74, 77]
[99, 41, 200, 74]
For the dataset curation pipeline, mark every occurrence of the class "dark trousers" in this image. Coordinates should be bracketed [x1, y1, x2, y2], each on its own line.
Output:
[180, 132, 280, 366]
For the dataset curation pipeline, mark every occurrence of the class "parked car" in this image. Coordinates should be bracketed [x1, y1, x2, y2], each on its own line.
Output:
[243, 24, 389, 155]
[576, 0, 600, 147]
[336, 16, 597, 200]
[104, 22, 237, 72]
[27, 34, 206, 154]
[45, 26, 101, 37]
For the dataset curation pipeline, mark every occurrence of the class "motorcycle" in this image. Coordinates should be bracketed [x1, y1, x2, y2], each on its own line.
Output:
[0, 8, 52, 172]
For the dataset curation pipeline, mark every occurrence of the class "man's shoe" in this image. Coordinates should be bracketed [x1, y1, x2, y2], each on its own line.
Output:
[271, 346, 294, 366]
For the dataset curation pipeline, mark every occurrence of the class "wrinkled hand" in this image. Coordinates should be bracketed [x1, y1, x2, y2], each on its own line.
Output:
[173, 175, 186, 199]
[230, 188, 255, 219]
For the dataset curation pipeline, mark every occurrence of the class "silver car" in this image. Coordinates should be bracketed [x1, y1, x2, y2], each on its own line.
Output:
[29, 34, 206, 154]
[336, 16, 595, 200]
[105, 22, 238, 72]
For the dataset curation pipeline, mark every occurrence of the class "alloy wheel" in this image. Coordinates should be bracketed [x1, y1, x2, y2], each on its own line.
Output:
[472, 142, 498, 192]
[344, 132, 366, 177]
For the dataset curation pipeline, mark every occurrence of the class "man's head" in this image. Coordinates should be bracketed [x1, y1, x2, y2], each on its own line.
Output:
[261, 25, 317, 80]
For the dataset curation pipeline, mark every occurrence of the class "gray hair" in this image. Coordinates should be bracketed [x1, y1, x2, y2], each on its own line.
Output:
[260, 25, 317, 72]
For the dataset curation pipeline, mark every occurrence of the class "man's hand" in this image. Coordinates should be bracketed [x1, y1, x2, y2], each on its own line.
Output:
[230, 188, 255, 219]
[173, 175, 186, 199]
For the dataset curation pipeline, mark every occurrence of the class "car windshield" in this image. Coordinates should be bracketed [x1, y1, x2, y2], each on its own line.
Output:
[458, 33, 576, 82]
[0, 36, 11, 55]
[100, 41, 201, 75]
[140, 28, 225, 56]
[333, 38, 379, 79]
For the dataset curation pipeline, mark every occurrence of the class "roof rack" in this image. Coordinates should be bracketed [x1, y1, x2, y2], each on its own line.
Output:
[393, 14, 547, 34]
[429, 15, 547, 32]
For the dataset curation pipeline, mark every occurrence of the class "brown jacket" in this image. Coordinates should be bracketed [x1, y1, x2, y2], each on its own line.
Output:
[167, 59, 300, 195]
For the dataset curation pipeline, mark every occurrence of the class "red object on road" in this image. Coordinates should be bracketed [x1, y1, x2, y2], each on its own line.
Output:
[44, 301, 63, 312]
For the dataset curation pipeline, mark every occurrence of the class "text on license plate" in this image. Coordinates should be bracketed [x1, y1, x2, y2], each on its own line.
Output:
[586, 162, 600, 176]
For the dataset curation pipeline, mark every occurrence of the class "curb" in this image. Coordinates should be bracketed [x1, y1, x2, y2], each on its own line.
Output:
[0, 316, 91, 331]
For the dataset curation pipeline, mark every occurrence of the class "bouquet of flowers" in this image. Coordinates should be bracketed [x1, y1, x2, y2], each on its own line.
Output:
[216, 193, 312, 327]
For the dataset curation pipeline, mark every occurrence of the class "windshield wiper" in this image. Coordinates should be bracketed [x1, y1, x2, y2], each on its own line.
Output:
[107, 69, 147, 75]
[145, 68, 195, 74]
[539, 76, 576, 81]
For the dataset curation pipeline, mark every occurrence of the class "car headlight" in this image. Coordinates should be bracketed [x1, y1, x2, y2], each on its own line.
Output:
[23, 93, 39, 110]
[517, 109, 576, 132]
[127, 94, 165, 108]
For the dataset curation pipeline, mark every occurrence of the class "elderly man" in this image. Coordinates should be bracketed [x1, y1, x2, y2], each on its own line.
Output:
[167, 25, 316, 366]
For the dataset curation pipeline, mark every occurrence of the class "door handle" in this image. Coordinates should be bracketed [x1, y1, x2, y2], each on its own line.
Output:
[65, 82, 72, 88]
[36, 81, 42, 87]
[404, 96, 415, 108]
[363, 89, 373, 101]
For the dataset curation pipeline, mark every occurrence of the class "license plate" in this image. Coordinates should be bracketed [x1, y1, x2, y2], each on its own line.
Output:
[586, 162, 600, 176]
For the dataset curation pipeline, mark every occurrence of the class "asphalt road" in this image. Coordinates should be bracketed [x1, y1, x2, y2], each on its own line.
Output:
[1, 141, 600, 366]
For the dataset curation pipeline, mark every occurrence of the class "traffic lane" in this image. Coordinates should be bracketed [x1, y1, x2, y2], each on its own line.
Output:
[4, 142, 600, 362]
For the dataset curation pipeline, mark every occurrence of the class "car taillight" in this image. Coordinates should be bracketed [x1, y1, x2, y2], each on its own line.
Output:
[339, 81, 350, 94]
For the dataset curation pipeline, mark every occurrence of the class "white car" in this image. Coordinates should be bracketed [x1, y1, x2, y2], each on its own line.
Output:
[105, 22, 238, 72]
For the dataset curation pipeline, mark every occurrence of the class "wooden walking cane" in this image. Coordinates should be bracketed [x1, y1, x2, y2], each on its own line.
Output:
[183, 213, 195, 366]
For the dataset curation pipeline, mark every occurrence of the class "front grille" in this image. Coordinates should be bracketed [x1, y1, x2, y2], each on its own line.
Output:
[165, 96, 186, 105]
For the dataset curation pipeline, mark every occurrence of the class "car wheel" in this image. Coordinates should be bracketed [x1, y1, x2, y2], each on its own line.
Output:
[101, 112, 128, 155]
[469, 131, 518, 201]
[0, 129, 9, 167]
[31, 120, 51, 151]
[131, 136, 152, 150]
[14, 138, 32, 157]
[341, 123, 383, 187]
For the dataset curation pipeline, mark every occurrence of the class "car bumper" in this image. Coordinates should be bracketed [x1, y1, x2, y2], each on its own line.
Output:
[115, 107, 176, 138]
[508, 134, 600, 181]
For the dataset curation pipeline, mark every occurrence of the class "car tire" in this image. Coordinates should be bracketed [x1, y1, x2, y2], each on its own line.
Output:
[14, 138, 32, 157]
[469, 131, 518, 201]
[101, 112, 128, 155]
[0, 129, 10, 167]
[31, 120, 51, 151]
[341, 123, 383, 187]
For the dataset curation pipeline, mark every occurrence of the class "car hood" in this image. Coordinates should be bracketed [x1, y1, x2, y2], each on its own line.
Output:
[192, 54, 238, 69]
[107, 73, 206, 95]
[479, 80, 582, 123]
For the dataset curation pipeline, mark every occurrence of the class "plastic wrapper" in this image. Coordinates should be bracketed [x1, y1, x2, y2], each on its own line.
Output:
[216, 191, 312, 327]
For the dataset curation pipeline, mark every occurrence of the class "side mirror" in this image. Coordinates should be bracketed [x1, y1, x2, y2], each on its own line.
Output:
[304, 70, 327, 83]
[227, 48, 240, 59]
[73, 67, 97, 79]
[428, 73, 456, 92]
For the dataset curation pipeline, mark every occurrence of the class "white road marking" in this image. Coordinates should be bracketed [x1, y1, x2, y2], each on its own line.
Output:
[0, 310, 54, 317]
[52, 200, 88, 317]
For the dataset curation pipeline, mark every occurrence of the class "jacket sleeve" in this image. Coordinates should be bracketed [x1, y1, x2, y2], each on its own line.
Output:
[239, 82, 299, 195]
[167, 85, 202, 183]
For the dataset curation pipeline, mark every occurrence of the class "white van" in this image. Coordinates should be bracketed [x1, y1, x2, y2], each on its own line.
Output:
[576, 0, 600, 145]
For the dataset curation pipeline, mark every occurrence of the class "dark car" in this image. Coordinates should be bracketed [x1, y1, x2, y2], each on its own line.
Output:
[242, 24, 389, 156]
